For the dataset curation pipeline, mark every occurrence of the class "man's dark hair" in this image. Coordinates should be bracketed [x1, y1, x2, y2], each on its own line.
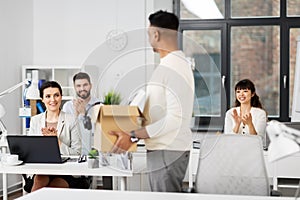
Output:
[39, 81, 62, 99]
[148, 10, 179, 31]
[73, 72, 91, 84]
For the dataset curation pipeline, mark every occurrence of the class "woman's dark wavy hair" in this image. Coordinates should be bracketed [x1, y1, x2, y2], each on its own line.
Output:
[39, 81, 62, 99]
[234, 79, 263, 109]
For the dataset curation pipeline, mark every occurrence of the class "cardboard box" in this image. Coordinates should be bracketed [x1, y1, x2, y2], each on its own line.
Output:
[93, 105, 143, 152]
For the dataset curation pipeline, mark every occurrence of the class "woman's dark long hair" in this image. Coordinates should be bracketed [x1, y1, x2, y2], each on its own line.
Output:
[234, 79, 263, 109]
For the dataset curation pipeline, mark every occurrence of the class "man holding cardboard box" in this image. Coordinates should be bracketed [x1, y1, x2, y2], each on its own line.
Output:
[110, 10, 195, 192]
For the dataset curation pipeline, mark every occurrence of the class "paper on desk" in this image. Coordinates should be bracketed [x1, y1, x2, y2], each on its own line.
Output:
[116, 152, 130, 170]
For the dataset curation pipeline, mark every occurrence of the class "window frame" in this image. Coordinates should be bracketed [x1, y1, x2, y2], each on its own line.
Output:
[175, 0, 300, 131]
[179, 23, 227, 131]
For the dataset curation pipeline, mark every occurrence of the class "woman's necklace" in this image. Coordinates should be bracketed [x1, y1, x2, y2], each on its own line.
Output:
[45, 111, 59, 124]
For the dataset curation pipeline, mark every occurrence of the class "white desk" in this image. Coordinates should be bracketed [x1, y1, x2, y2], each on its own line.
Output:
[16, 187, 295, 200]
[0, 161, 132, 200]
[266, 152, 300, 190]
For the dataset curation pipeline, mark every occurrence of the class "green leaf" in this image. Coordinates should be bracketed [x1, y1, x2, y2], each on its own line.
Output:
[103, 90, 121, 105]
[88, 149, 99, 158]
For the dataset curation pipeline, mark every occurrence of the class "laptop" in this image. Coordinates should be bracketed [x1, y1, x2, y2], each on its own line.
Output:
[7, 135, 69, 163]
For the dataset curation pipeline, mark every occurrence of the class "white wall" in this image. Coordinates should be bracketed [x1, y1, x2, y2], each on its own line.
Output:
[0, 0, 33, 193]
[0, 0, 33, 134]
[32, 0, 146, 65]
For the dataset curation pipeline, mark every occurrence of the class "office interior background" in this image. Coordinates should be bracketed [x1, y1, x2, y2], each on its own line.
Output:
[1, 0, 300, 196]
[0, 0, 173, 191]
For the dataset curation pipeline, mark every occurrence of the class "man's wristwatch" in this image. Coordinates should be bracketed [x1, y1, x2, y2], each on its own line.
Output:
[130, 130, 139, 143]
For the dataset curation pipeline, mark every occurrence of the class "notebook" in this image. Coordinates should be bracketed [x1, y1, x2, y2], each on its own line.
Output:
[7, 135, 69, 163]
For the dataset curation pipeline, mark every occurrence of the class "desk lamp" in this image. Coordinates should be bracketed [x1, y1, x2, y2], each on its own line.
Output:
[0, 70, 40, 142]
[266, 120, 300, 162]
[267, 120, 300, 198]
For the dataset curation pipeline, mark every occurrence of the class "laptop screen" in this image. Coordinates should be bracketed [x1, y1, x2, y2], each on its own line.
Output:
[7, 135, 66, 163]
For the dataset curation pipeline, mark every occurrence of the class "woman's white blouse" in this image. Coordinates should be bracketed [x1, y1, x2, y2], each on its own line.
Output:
[224, 107, 267, 139]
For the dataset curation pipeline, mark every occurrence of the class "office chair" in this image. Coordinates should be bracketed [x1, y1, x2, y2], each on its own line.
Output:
[194, 134, 270, 196]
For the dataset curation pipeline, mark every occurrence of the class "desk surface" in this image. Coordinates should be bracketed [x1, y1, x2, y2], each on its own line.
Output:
[16, 188, 295, 200]
[0, 161, 132, 177]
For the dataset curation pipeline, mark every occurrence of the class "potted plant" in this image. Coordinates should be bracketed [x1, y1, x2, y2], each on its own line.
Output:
[104, 90, 121, 105]
[87, 148, 99, 168]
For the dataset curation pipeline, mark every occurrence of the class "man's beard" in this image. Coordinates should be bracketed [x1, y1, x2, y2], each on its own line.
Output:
[77, 90, 91, 99]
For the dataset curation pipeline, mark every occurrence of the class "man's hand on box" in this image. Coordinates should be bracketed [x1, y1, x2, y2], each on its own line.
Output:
[109, 131, 132, 154]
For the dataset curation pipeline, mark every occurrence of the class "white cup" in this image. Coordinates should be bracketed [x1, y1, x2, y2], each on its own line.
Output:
[6, 154, 18, 164]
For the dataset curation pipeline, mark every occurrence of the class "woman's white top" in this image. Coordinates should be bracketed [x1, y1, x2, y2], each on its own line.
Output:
[224, 107, 267, 139]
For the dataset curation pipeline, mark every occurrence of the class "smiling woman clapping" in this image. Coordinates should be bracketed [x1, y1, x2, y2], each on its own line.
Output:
[224, 79, 267, 138]
[28, 81, 81, 192]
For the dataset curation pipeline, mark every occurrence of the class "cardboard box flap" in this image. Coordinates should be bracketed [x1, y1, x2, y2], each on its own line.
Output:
[101, 105, 141, 117]
[94, 105, 141, 152]
[91, 104, 101, 123]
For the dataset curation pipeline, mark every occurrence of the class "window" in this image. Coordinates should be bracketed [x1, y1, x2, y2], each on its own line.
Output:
[183, 30, 222, 117]
[289, 28, 300, 116]
[287, 0, 300, 16]
[176, 0, 300, 130]
[231, 0, 279, 18]
[180, 0, 224, 19]
[231, 26, 280, 117]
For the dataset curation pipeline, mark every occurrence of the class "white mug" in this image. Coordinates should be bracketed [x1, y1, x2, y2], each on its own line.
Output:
[6, 154, 18, 164]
